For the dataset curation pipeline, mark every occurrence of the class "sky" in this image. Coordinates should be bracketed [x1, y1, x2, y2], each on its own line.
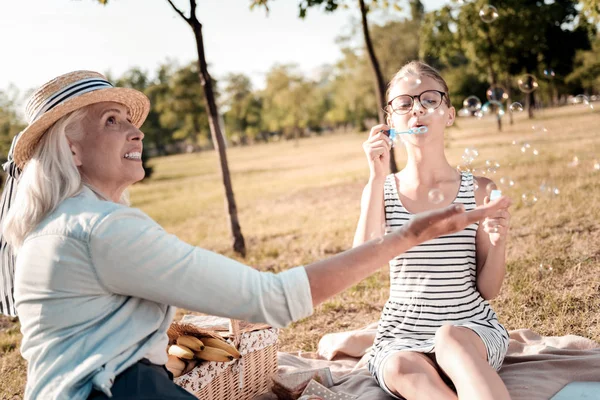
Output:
[0, 0, 447, 98]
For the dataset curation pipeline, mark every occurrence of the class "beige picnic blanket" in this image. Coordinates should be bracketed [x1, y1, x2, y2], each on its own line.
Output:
[275, 323, 600, 400]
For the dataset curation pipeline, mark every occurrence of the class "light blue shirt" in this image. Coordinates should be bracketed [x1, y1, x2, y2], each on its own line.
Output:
[15, 187, 313, 400]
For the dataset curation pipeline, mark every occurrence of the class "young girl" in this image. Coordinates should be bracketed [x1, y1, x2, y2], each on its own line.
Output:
[354, 61, 512, 400]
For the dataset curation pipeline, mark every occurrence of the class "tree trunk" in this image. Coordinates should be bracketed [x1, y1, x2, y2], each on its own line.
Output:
[485, 32, 502, 132]
[527, 91, 534, 119]
[188, 14, 246, 256]
[358, 0, 398, 174]
[505, 78, 514, 125]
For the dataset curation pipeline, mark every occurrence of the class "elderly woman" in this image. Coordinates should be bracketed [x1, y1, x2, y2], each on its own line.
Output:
[0, 71, 508, 400]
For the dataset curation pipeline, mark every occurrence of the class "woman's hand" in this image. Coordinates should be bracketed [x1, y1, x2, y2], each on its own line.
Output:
[306, 196, 512, 307]
[482, 196, 511, 246]
[363, 124, 392, 180]
[400, 196, 512, 246]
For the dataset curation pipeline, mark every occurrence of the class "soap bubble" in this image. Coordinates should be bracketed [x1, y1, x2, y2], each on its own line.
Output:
[485, 160, 500, 174]
[521, 192, 538, 206]
[400, 72, 422, 90]
[458, 107, 472, 117]
[481, 101, 505, 117]
[572, 94, 593, 109]
[567, 156, 579, 168]
[428, 189, 445, 204]
[479, 5, 499, 23]
[543, 69, 556, 79]
[531, 124, 548, 133]
[539, 182, 560, 197]
[457, 164, 473, 173]
[517, 74, 539, 93]
[539, 263, 553, 273]
[463, 96, 482, 112]
[462, 147, 479, 165]
[486, 86, 509, 102]
[499, 176, 515, 188]
[509, 102, 524, 112]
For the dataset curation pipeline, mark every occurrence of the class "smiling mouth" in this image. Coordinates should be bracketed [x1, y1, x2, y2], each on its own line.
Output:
[124, 151, 142, 161]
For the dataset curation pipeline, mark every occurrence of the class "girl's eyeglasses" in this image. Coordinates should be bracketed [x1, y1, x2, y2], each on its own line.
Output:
[387, 90, 448, 115]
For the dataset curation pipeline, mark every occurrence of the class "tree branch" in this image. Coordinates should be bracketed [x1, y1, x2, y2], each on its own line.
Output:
[165, 0, 190, 23]
[188, 0, 200, 25]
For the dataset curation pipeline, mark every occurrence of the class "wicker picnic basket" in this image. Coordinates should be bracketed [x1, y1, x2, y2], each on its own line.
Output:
[168, 317, 278, 400]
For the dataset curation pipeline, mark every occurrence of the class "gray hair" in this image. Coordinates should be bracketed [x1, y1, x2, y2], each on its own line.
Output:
[3, 106, 128, 250]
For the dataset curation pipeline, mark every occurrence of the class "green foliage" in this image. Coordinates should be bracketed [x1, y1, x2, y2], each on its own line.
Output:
[421, 0, 593, 114]
[260, 64, 319, 139]
[369, 19, 420, 81]
[296, 0, 405, 18]
[325, 49, 377, 129]
[89, 0, 596, 148]
[566, 33, 600, 92]
[0, 88, 25, 162]
[221, 74, 263, 144]
[157, 63, 210, 146]
[580, 0, 600, 23]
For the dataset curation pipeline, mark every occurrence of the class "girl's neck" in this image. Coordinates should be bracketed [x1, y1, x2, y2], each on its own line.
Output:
[401, 144, 458, 186]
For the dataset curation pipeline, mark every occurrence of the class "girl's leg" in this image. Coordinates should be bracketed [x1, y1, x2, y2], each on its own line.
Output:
[434, 325, 511, 400]
[382, 351, 457, 400]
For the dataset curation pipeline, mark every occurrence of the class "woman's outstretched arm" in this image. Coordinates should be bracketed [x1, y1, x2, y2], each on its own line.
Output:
[84, 198, 509, 327]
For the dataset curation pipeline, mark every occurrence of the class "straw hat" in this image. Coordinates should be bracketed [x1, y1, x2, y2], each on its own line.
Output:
[13, 70, 150, 169]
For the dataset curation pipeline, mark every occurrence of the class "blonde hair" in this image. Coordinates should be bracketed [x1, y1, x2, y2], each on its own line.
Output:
[3, 106, 128, 250]
[387, 61, 452, 108]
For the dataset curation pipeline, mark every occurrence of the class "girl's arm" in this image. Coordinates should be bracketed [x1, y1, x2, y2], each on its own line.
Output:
[353, 124, 393, 247]
[353, 178, 386, 247]
[474, 177, 511, 300]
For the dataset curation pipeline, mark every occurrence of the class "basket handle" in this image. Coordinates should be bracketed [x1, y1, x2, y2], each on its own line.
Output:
[229, 319, 241, 347]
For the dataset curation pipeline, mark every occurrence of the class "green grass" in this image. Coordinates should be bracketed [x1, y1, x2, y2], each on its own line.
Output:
[1, 104, 599, 397]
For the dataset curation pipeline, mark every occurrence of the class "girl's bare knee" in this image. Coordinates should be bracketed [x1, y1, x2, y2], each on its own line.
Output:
[435, 326, 487, 370]
[382, 352, 441, 397]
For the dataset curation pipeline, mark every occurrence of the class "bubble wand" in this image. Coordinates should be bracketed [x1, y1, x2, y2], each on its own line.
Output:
[383, 126, 428, 145]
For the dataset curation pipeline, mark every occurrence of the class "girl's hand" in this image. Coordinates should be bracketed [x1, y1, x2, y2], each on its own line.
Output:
[363, 124, 392, 180]
[482, 196, 511, 246]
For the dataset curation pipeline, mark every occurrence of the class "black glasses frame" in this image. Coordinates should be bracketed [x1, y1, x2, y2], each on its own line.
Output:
[387, 90, 448, 115]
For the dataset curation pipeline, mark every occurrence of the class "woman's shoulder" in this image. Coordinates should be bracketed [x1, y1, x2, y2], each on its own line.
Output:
[28, 188, 139, 243]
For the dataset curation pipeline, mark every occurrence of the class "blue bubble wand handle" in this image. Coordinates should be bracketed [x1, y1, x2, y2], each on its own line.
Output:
[385, 126, 428, 143]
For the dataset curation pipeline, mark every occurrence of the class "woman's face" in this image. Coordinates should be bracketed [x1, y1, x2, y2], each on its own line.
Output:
[70, 102, 145, 198]
[387, 75, 455, 146]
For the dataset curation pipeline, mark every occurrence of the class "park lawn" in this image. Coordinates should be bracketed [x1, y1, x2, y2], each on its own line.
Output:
[1, 104, 599, 398]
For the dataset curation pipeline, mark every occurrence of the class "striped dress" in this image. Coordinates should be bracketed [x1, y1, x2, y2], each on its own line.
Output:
[368, 172, 509, 397]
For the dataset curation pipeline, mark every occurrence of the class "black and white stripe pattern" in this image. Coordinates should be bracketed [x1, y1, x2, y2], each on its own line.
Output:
[29, 78, 114, 123]
[368, 172, 509, 396]
[0, 134, 21, 316]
